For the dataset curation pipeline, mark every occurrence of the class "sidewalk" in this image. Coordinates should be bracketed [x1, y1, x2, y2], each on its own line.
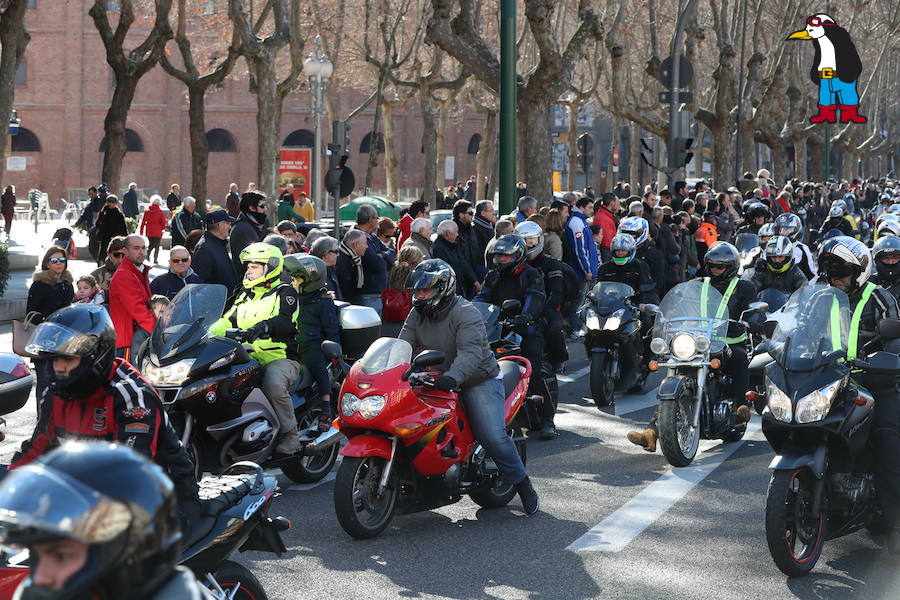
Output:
[0, 218, 171, 322]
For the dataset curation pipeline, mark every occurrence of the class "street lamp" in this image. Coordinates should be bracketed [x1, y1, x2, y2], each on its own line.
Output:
[304, 36, 333, 218]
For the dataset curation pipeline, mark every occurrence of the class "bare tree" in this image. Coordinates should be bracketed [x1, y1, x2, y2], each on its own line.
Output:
[0, 0, 29, 189]
[89, 0, 174, 193]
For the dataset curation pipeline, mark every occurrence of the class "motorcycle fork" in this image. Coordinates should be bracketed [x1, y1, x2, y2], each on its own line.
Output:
[378, 436, 398, 494]
[693, 365, 709, 430]
[181, 414, 194, 448]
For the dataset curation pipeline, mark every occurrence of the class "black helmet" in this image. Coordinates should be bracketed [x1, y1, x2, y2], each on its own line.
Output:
[704, 241, 740, 284]
[774, 213, 803, 243]
[283, 253, 327, 294]
[491, 234, 527, 274]
[744, 201, 770, 221]
[818, 236, 872, 292]
[0, 442, 181, 600]
[407, 259, 457, 318]
[873, 235, 900, 284]
[25, 304, 116, 398]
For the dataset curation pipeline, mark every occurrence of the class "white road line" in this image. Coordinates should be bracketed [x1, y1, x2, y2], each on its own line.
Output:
[557, 361, 658, 416]
[557, 365, 590, 384]
[566, 420, 762, 553]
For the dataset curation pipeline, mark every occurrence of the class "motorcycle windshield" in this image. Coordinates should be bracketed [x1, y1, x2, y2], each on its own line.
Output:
[734, 233, 759, 258]
[358, 338, 412, 375]
[150, 284, 227, 361]
[589, 282, 634, 314]
[758, 288, 789, 312]
[769, 284, 850, 371]
[652, 280, 728, 343]
[472, 302, 501, 342]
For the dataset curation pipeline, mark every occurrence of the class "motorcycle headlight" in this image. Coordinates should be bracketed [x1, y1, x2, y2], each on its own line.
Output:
[340, 392, 386, 419]
[340, 392, 359, 417]
[603, 309, 625, 331]
[671, 334, 696, 360]
[650, 337, 668, 355]
[583, 307, 600, 331]
[766, 378, 792, 422]
[694, 336, 710, 352]
[795, 380, 841, 424]
[142, 358, 195, 386]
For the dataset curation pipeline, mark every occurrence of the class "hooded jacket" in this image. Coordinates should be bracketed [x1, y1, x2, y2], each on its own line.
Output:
[140, 204, 167, 238]
[26, 270, 74, 321]
[564, 208, 599, 280]
[109, 258, 155, 350]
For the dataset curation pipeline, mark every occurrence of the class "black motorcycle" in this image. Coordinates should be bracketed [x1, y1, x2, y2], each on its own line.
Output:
[580, 282, 644, 409]
[647, 280, 767, 467]
[759, 284, 900, 576]
[141, 284, 358, 483]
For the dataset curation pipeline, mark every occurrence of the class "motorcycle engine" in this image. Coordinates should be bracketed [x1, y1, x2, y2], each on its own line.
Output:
[712, 399, 734, 433]
[830, 472, 874, 506]
[235, 418, 274, 453]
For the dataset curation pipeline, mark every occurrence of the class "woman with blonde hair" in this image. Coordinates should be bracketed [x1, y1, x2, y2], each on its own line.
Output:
[543, 209, 565, 260]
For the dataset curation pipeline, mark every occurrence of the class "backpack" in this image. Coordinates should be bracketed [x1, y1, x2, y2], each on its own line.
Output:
[544, 256, 580, 309]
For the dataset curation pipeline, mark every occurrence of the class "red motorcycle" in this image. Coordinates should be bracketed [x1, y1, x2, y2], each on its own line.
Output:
[330, 337, 536, 539]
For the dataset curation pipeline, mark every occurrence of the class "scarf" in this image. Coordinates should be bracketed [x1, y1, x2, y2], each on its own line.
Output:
[474, 214, 493, 232]
[340, 240, 364, 288]
[240, 210, 267, 234]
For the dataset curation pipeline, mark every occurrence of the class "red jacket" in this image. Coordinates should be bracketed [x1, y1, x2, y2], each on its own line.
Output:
[592, 205, 618, 249]
[140, 204, 167, 238]
[397, 213, 414, 251]
[109, 258, 155, 349]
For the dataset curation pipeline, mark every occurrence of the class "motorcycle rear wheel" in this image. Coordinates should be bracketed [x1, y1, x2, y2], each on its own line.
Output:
[765, 468, 826, 577]
[212, 559, 268, 600]
[589, 353, 616, 409]
[470, 427, 527, 509]
[280, 443, 340, 483]
[658, 390, 700, 467]
[334, 456, 398, 539]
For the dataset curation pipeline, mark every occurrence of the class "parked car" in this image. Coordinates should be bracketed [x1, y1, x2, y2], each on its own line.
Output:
[338, 195, 410, 222]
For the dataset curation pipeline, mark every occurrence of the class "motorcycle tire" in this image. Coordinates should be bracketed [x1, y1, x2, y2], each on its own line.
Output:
[334, 456, 398, 539]
[590, 353, 615, 409]
[212, 559, 269, 600]
[765, 468, 826, 577]
[470, 427, 526, 509]
[658, 390, 700, 467]
[280, 443, 340, 484]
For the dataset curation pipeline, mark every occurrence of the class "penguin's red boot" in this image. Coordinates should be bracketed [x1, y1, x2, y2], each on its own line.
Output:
[839, 105, 867, 123]
[809, 104, 837, 124]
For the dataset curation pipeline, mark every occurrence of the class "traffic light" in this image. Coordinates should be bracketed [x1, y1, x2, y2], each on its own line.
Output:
[674, 136, 694, 167]
[577, 134, 594, 172]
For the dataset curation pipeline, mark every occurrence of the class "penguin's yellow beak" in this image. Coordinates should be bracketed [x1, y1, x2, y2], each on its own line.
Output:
[787, 30, 812, 40]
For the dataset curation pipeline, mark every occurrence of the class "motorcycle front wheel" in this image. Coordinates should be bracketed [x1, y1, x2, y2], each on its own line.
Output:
[590, 353, 616, 409]
[765, 468, 826, 577]
[658, 389, 700, 467]
[334, 456, 398, 539]
[211, 559, 268, 600]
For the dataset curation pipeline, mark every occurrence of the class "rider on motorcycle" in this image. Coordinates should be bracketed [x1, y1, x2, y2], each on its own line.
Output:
[742, 222, 776, 275]
[476, 235, 555, 439]
[818, 236, 900, 553]
[773, 213, 816, 279]
[514, 221, 568, 374]
[735, 201, 770, 237]
[401, 259, 540, 515]
[872, 235, 900, 303]
[822, 205, 856, 238]
[283, 253, 340, 431]
[618, 216, 665, 298]
[10, 304, 200, 516]
[627, 242, 756, 452]
[209, 242, 303, 455]
[748, 236, 808, 295]
[0, 442, 213, 599]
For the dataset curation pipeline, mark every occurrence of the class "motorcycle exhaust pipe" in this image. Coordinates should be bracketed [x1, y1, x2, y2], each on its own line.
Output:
[303, 426, 344, 455]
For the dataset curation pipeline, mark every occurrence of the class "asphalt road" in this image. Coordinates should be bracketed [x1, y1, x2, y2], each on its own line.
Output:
[1, 326, 898, 600]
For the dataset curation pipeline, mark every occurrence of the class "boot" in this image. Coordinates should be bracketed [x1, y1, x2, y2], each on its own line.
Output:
[887, 529, 900, 555]
[273, 427, 302, 455]
[735, 405, 752, 423]
[627, 428, 658, 453]
[809, 104, 837, 124]
[515, 476, 540, 516]
[540, 422, 557, 440]
[839, 104, 868, 124]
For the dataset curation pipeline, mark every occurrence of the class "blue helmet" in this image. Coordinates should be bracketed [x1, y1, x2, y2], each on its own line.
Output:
[610, 234, 637, 266]
[617, 216, 650, 246]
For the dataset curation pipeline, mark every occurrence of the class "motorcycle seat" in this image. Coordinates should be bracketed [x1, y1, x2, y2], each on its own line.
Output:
[289, 365, 314, 393]
[499, 360, 521, 398]
[198, 474, 254, 515]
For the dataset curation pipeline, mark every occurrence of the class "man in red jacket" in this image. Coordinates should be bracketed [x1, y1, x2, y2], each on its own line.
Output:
[592, 193, 620, 260]
[109, 234, 155, 360]
[397, 200, 429, 250]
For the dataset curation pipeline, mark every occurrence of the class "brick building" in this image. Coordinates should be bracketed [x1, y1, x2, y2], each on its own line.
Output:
[5, 1, 487, 205]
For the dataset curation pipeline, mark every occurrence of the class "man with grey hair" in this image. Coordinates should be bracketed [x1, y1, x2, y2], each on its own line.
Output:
[432, 220, 477, 296]
[310, 236, 342, 300]
[172, 195, 203, 248]
[347, 205, 391, 314]
[122, 182, 139, 218]
[473, 200, 496, 269]
[335, 229, 369, 303]
[305, 228, 329, 248]
[150, 245, 202, 299]
[562, 191, 578, 206]
[515, 195, 538, 224]
[401, 217, 433, 259]
[628, 200, 644, 217]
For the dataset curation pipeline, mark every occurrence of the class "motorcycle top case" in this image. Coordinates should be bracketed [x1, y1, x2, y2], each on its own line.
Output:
[338, 304, 382, 357]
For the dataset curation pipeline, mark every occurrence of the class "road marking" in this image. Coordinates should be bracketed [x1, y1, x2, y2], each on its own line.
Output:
[613, 393, 658, 416]
[557, 365, 590, 384]
[281, 471, 337, 492]
[566, 420, 762, 553]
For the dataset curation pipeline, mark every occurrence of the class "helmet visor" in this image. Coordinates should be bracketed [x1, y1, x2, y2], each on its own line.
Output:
[0, 464, 132, 546]
[25, 322, 99, 359]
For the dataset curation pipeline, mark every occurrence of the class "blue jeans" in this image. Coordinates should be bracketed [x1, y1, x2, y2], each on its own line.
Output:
[461, 377, 527, 486]
[354, 294, 383, 316]
[819, 77, 859, 106]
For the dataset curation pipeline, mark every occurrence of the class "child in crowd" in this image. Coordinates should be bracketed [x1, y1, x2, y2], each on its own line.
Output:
[74, 275, 105, 305]
[149, 294, 170, 319]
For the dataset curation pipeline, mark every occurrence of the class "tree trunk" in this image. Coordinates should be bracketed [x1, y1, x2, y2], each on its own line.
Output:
[768, 142, 784, 185]
[843, 147, 856, 181]
[382, 101, 398, 203]
[566, 105, 578, 191]
[252, 60, 283, 224]
[365, 75, 386, 193]
[793, 135, 807, 180]
[476, 111, 496, 203]
[709, 125, 731, 190]
[101, 75, 139, 192]
[419, 86, 438, 207]
[629, 122, 640, 191]
[489, 131, 500, 205]
[436, 99, 450, 191]
[808, 136, 824, 181]
[739, 121, 755, 176]
[186, 86, 209, 212]
[0, 0, 29, 190]
[518, 95, 552, 205]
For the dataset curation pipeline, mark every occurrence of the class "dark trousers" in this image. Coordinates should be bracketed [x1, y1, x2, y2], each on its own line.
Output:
[2, 211, 12, 237]
[148, 236, 162, 263]
[519, 327, 555, 426]
[865, 380, 900, 529]
[544, 312, 568, 365]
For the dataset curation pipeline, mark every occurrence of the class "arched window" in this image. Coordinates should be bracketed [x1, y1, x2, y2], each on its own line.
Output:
[282, 129, 315, 148]
[359, 132, 384, 154]
[98, 128, 144, 152]
[206, 128, 237, 152]
[467, 133, 482, 155]
[11, 127, 40, 152]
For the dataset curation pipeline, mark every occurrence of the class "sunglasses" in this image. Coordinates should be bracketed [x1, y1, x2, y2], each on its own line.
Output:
[112, 251, 124, 258]
[806, 16, 833, 27]
[466, 211, 475, 216]
[48, 257, 67, 264]
[171, 258, 190, 264]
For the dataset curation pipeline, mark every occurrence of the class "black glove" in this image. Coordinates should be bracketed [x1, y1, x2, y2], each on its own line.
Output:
[177, 497, 205, 538]
[433, 375, 457, 392]
[509, 314, 532, 328]
[246, 322, 268, 340]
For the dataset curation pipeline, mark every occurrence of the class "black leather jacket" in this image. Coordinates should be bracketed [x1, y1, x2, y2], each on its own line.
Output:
[748, 259, 808, 295]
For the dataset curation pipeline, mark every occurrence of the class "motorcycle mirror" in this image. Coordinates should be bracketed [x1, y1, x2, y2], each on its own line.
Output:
[321, 340, 343, 361]
[878, 319, 900, 341]
[500, 299, 522, 320]
[412, 349, 445, 369]
[639, 303, 659, 315]
[864, 351, 900, 373]
[747, 302, 769, 314]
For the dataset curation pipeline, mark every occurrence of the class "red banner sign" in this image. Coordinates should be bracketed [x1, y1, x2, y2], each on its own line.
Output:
[279, 148, 311, 200]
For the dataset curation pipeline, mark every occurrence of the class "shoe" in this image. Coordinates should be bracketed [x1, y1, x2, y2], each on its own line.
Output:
[887, 529, 900, 555]
[515, 476, 540, 515]
[735, 405, 752, 423]
[552, 362, 566, 375]
[568, 332, 583, 342]
[839, 104, 867, 124]
[274, 428, 302, 455]
[809, 104, 837, 124]
[626, 428, 658, 453]
[540, 423, 557, 440]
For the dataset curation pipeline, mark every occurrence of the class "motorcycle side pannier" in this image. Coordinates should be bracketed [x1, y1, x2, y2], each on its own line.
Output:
[339, 305, 382, 358]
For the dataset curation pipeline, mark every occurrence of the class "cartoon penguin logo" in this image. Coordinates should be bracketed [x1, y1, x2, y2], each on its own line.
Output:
[787, 14, 866, 124]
